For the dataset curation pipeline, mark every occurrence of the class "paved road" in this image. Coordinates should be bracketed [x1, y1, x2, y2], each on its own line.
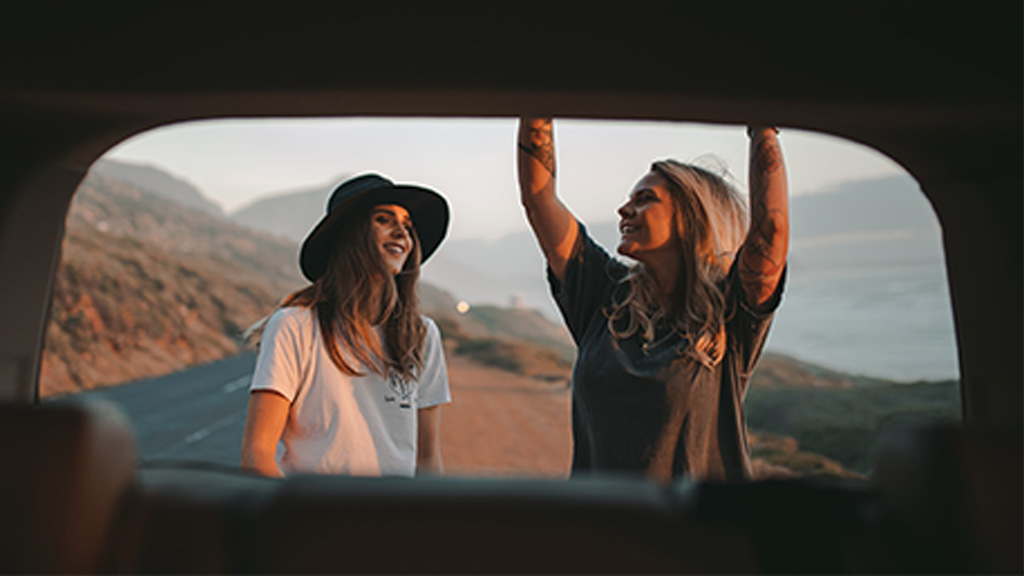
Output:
[76, 352, 257, 467]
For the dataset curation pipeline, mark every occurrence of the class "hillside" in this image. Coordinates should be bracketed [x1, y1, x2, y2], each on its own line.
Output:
[745, 377, 961, 474]
[91, 159, 223, 216]
[41, 170, 305, 397]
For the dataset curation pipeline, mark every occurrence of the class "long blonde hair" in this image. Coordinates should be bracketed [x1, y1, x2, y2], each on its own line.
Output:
[606, 159, 747, 368]
[252, 203, 427, 381]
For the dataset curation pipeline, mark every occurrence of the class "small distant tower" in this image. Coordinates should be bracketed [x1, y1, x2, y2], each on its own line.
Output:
[510, 294, 527, 310]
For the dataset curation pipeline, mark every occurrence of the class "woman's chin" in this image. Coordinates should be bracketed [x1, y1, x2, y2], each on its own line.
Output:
[385, 260, 407, 276]
[617, 244, 650, 265]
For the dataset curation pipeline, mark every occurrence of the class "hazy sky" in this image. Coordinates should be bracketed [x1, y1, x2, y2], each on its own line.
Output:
[106, 118, 908, 241]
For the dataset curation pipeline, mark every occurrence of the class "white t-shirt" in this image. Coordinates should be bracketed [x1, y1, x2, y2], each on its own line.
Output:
[249, 307, 451, 477]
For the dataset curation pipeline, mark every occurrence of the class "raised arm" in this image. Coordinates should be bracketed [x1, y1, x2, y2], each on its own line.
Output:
[738, 127, 790, 308]
[517, 117, 578, 281]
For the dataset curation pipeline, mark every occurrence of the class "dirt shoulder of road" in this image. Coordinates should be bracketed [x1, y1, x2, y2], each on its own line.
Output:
[440, 353, 571, 479]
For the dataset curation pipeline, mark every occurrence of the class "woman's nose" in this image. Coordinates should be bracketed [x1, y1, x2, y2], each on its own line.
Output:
[617, 202, 633, 218]
[391, 224, 409, 239]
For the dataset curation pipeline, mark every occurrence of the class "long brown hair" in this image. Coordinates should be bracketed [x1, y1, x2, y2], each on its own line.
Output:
[606, 159, 747, 368]
[256, 203, 427, 381]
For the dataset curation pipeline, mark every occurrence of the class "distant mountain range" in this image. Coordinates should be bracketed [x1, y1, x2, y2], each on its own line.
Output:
[229, 180, 348, 242]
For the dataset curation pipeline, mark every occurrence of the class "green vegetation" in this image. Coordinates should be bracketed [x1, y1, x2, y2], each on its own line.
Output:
[431, 310, 572, 382]
[748, 431, 863, 479]
[423, 296, 575, 383]
[460, 305, 574, 362]
[454, 337, 571, 381]
[745, 379, 961, 474]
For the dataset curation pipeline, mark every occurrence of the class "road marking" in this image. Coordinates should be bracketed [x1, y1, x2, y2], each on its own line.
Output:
[183, 413, 241, 445]
[147, 373, 253, 458]
[222, 375, 250, 394]
[184, 428, 211, 443]
[153, 411, 246, 458]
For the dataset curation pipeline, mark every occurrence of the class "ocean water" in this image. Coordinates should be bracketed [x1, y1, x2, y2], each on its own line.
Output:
[765, 259, 959, 382]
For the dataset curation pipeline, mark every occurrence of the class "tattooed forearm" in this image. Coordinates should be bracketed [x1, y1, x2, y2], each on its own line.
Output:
[740, 129, 789, 303]
[739, 206, 786, 278]
[518, 120, 556, 177]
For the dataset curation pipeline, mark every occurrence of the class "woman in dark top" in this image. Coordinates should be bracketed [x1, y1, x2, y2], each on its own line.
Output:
[516, 118, 789, 482]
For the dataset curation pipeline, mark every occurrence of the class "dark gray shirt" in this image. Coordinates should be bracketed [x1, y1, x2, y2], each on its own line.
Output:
[548, 224, 785, 482]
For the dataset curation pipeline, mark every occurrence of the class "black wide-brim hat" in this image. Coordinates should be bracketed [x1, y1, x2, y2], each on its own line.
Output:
[299, 173, 449, 282]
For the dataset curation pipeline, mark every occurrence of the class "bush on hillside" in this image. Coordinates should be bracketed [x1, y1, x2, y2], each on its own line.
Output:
[745, 380, 961, 473]
[454, 337, 570, 382]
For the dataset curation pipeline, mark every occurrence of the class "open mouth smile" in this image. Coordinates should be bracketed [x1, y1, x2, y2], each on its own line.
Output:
[383, 242, 407, 256]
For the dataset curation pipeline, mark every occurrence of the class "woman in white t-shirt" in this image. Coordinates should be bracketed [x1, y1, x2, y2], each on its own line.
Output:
[241, 173, 451, 477]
